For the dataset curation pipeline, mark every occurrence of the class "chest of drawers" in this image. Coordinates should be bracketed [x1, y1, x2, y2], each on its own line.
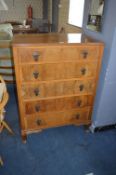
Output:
[13, 33, 104, 142]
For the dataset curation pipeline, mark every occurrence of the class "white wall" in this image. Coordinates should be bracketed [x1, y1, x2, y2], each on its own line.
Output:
[0, 0, 42, 22]
[83, 0, 116, 128]
[58, 0, 82, 32]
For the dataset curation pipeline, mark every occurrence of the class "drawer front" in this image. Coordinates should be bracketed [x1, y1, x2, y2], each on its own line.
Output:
[17, 46, 99, 63]
[21, 62, 97, 82]
[22, 79, 95, 99]
[24, 95, 93, 114]
[25, 108, 91, 130]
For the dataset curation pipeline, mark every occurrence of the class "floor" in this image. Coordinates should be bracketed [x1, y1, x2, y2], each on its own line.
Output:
[0, 85, 116, 175]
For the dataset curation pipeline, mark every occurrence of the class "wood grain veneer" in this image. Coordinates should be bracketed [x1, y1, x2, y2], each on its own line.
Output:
[12, 33, 104, 142]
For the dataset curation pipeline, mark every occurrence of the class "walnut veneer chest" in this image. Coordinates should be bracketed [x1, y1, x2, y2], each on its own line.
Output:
[12, 33, 104, 142]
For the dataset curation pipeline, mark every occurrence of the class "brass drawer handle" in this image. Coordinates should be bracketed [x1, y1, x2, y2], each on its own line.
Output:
[32, 51, 40, 61]
[36, 119, 42, 126]
[81, 68, 86, 75]
[82, 51, 88, 59]
[75, 114, 80, 120]
[35, 105, 40, 112]
[79, 84, 84, 91]
[77, 100, 82, 107]
[33, 72, 39, 79]
[34, 88, 40, 96]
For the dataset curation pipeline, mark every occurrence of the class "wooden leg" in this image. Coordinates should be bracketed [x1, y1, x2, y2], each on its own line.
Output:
[0, 124, 4, 133]
[84, 124, 90, 133]
[2, 121, 14, 135]
[21, 133, 27, 143]
[0, 157, 3, 166]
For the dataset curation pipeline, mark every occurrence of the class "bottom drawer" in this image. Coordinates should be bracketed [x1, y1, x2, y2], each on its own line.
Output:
[25, 107, 91, 131]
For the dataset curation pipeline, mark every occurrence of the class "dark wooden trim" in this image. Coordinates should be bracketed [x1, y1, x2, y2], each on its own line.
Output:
[0, 56, 13, 60]
[0, 66, 14, 69]
[0, 72, 15, 76]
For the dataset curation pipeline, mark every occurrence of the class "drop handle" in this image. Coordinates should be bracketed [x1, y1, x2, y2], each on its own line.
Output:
[36, 119, 42, 125]
[33, 71, 39, 79]
[82, 51, 88, 59]
[79, 84, 84, 91]
[35, 105, 40, 112]
[75, 114, 80, 120]
[81, 68, 86, 75]
[32, 51, 40, 61]
[77, 100, 82, 107]
[34, 88, 40, 96]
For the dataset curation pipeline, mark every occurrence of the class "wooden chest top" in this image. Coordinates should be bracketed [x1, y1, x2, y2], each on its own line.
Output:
[12, 33, 104, 46]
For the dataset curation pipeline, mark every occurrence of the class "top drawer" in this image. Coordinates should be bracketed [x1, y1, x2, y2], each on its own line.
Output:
[16, 45, 99, 64]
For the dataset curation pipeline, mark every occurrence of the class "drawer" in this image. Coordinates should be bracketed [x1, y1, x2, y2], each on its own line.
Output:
[25, 108, 91, 130]
[24, 95, 93, 114]
[20, 62, 97, 82]
[22, 79, 95, 99]
[17, 46, 99, 63]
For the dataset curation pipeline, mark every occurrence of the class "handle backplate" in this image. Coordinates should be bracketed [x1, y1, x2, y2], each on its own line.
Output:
[34, 88, 40, 96]
[33, 71, 39, 79]
[32, 51, 40, 61]
[82, 51, 88, 59]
